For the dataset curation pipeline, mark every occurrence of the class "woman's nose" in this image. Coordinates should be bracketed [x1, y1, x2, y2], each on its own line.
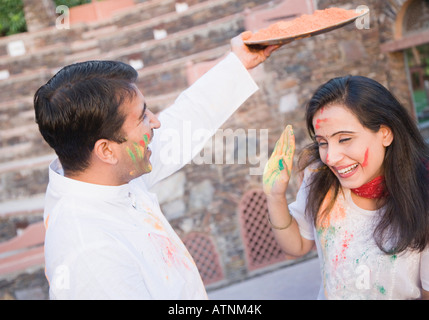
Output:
[326, 145, 343, 165]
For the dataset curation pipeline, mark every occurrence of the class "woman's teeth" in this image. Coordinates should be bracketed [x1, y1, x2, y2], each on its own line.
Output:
[338, 164, 358, 174]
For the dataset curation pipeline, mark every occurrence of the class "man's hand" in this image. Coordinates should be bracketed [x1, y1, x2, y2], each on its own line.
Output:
[263, 125, 295, 196]
[231, 31, 280, 70]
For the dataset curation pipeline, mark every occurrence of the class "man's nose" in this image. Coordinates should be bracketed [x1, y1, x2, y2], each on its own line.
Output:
[149, 112, 161, 129]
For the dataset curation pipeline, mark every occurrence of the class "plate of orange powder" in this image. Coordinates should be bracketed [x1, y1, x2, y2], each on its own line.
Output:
[244, 7, 369, 46]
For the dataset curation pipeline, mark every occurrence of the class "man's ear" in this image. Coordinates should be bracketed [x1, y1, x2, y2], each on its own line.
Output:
[93, 139, 118, 165]
[380, 125, 394, 147]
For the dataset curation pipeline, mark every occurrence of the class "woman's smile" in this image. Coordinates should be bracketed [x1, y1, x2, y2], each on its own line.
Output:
[334, 163, 359, 178]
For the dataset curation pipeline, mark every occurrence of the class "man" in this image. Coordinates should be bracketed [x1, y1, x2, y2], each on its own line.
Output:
[34, 34, 278, 299]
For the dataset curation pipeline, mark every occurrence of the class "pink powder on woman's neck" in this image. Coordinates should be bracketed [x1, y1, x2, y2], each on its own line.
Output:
[247, 8, 360, 41]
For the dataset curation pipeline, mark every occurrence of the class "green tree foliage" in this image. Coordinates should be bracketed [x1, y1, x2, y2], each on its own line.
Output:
[0, 0, 27, 37]
[53, 0, 91, 7]
[0, 0, 92, 37]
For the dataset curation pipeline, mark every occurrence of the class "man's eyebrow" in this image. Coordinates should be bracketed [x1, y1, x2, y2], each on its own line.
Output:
[315, 131, 356, 139]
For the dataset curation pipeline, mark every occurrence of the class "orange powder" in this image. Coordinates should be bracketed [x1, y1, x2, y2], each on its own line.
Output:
[247, 7, 360, 41]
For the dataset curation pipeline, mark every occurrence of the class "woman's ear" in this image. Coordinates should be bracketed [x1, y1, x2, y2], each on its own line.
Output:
[380, 125, 394, 147]
[93, 139, 119, 165]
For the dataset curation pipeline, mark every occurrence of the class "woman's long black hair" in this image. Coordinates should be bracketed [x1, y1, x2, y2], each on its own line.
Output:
[299, 75, 429, 254]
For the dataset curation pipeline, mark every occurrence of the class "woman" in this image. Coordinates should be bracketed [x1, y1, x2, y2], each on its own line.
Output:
[263, 75, 429, 299]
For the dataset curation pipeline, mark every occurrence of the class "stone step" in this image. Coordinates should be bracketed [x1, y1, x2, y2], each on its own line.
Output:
[0, 97, 34, 130]
[136, 14, 244, 66]
[136, 44, 229, 106]
[0, 110, 51, 164]
[0, 220, 45, 278]
[0, 43, 64, 76]
[0, 37, 102, 76]
[0, 139, 52, 165]
[0, 25, 80, 57]
[150, 0, 271, 35]
[0, 48, 230, 203]
[0, 0, 147, 56]
[0, 0, 271, 83]
[81, 25, 118, 41]
[0, 153, 55, 175]
[0, 123, 42, 149]
[0, 43, 226, 112]
[69, 13, 244, 67]
[0, 45, 229, 165]
[0, 154, 55, 207]
[0, 68, 52, 103]
[0, 0, 206, 57]
[108, 0, 207, 29]
[0, 194, 45, 218]
[96, 0, 269, 53]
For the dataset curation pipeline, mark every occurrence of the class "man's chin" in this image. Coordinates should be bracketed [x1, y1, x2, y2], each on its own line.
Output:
[146, 162, 152, 173]
[128, 164, 152, 181]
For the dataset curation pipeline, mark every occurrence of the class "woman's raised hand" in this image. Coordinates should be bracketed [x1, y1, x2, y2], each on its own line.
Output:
[263, 125, 295, 196]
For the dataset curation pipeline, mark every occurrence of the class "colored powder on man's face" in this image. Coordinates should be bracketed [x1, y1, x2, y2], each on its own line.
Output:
[126, 147, 136, 162]
[139, 133, 150, 148]
[247, 8, 360, 42]
[143, 133, 150, 144]
[133, 142, 144, 159]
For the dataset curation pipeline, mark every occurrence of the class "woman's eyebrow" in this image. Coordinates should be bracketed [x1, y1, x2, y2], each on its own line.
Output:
[315, 131, 356, 139]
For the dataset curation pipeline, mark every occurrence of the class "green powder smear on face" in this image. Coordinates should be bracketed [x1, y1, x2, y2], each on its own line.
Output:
[133, 142, 144, 159]
[143, 133, 150, 145]
[126, 147, 136, 162]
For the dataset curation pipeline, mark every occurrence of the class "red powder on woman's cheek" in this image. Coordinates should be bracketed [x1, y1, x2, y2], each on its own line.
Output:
[361, 148, 369, 167]
[247, 7, 360, 41]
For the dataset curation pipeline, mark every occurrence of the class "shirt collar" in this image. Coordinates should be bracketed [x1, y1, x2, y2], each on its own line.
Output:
[48, 158, 130, 201]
